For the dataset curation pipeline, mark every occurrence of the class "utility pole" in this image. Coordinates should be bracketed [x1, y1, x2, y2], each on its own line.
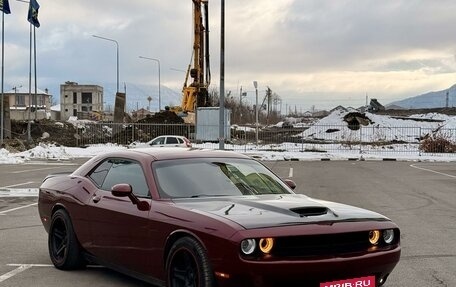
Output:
[218, 0, 225, 150]
[446, 90, 449, 108]
[253, 81, 258, 147]
[239, 86, 242, 123]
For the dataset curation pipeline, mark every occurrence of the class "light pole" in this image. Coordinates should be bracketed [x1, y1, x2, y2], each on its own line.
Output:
[253, 81, 259, 147]
[147, 96, 152, 111]
[139, 56, 161, 111]
[92, 35, 119, 93]
[239, 86, 247, 123]
[219, 0, 225, 150]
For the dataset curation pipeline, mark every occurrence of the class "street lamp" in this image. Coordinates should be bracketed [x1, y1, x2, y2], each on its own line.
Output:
[92, 35, 119, 93]
[253, 81, 259, 146]
[139, 56, 161, 111]
[239, 86, 247, 122]
[147, 96, 152, 111]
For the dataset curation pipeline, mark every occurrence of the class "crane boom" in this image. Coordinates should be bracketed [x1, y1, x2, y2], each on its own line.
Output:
[181, 0, 211, 113]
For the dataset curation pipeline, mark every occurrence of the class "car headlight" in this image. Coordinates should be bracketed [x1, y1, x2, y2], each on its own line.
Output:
[259, 238, 274, 254]
[369, 230, 380, 245]
[240, 239, 256, 255]
[382, 229, 395, 244]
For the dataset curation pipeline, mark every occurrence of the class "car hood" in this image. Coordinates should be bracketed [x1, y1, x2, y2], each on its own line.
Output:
[172, 194, 388, 229]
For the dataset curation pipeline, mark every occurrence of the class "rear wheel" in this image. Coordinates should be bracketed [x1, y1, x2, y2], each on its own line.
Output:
[48, 209, 85, 270]
[166, 237, 215, 287]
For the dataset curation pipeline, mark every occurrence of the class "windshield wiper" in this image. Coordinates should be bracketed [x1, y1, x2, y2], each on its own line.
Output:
[190, 194, 231, 198]
[235, 181, 258, 195]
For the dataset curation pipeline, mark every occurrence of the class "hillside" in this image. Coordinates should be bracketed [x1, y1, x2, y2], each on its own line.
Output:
[388, 84, 456, 109]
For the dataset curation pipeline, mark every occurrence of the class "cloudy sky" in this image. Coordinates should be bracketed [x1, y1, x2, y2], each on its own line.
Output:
[2, 0, 456, 111]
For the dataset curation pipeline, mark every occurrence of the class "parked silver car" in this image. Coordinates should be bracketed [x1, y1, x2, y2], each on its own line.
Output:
[131, 135, 192, 148]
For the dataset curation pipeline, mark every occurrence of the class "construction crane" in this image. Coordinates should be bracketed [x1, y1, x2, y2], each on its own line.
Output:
[181, 0, 211, 113]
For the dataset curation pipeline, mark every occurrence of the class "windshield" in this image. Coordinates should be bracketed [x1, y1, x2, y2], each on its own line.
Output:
[153, 158, 293, 199]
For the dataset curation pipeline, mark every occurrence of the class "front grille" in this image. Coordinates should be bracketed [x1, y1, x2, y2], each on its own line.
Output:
[272, 231, 370, 259]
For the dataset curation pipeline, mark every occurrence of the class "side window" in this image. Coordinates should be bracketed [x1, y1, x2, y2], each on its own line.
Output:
[151, 137, 164, 145]
[100, 159, 150, 197]
[177, 138, 184, 144]
[88, 160, 113, 187]
[167, 137, 178, 144]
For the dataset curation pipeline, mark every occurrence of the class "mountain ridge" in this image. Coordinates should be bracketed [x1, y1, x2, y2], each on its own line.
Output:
[388, 84, 456, 109]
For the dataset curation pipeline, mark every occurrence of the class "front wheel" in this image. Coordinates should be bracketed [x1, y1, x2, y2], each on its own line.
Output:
[48, 209, 85, 270]
[166, 237, 215, 287]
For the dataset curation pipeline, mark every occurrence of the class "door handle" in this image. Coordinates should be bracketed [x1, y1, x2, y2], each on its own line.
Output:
[92, 195, 101, 203]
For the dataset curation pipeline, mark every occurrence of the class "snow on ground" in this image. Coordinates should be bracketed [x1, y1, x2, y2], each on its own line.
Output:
[2, 143, 127, 163]
[0, 149, 26, 164]
[1, 142, 455, 164]
[300, 109, 456, 143]
[231, 125, 256, 132]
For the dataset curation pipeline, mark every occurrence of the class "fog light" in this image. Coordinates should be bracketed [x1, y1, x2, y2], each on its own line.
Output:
[215, 272, 230, 279]
[240, 239, 256, 255]
[383, 229, 394, 244]
[259, 238, 274, 254]
[369, 230, 380, 245]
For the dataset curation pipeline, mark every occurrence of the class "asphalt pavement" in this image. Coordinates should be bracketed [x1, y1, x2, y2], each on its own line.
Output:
[1, 159, 455, 287]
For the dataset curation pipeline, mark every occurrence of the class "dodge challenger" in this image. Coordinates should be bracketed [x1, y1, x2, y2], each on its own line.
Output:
[38, 148, 400, 287]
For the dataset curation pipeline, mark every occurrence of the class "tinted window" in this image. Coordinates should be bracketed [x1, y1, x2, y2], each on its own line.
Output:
[101, 159, 149, 197]
[167, 137, 178, 144]
[177, 138, 184, 144]
[88, 160, 113, 187]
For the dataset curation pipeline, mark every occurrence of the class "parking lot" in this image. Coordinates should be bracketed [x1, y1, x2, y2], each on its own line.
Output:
[1, 159, 455, 286]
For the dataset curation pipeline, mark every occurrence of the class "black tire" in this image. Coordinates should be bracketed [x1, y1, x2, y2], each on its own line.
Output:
[48, 209, 85, 270]
[166, 237, 215, 287]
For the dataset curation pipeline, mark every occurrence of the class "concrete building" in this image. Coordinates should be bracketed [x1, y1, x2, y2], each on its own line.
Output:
[60, 82, 103, 120]
[4, 86, 52, 120]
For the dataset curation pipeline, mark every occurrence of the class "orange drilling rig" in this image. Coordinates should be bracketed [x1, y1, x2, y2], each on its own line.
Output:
[180, 0, 211, 113]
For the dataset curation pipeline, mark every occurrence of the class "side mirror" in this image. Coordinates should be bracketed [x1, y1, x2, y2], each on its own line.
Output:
[111, 183, 132, 197]
[283, 179, 296, 190]
[111, 183, 150, 211]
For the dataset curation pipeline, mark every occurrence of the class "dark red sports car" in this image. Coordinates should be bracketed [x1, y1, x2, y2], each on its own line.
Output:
[38, 148, 400, 287]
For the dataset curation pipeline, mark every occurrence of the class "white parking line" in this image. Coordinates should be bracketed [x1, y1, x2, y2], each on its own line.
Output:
[11, 167, 61, 174]
[24, 161, 77, 166]
[0, 265, 33, 283]
[288, 167, 294, 178]
[0, 182, 34, 189]
[7, 264, 53, 267]
[410, 164, 456, 179]
[0, 203, 38, 215]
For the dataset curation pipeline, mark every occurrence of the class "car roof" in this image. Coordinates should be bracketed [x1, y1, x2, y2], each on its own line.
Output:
[153, 135, 187, 138]
[74, 148, 251, 176]
[101, 148, 250, 162]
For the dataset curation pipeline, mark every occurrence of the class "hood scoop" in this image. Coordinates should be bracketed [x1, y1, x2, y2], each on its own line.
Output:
[290, 206, 328, 217]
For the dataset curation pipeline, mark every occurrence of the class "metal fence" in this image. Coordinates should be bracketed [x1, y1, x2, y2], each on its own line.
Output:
[35, 122, 456, 156]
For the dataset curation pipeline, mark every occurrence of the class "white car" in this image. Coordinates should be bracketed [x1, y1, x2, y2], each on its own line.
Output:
[132, 135, 192, 148]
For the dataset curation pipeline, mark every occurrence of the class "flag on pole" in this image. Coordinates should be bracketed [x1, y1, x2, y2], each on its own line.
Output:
[27, 0, 40, 27]
[0, 0, 11, 14]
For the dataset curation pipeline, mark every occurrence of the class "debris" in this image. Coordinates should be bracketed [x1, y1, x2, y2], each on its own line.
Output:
[343, 112, 373, 130]
[137, 111, 184, 124]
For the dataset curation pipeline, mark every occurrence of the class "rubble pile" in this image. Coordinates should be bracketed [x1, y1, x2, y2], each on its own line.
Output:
[137, 111, 184, 124]
[9, 120, 78, 150]
[343, 112, 373, 130]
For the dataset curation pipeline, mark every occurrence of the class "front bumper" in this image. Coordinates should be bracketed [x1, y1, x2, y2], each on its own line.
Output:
[213, 246, 401, 287]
